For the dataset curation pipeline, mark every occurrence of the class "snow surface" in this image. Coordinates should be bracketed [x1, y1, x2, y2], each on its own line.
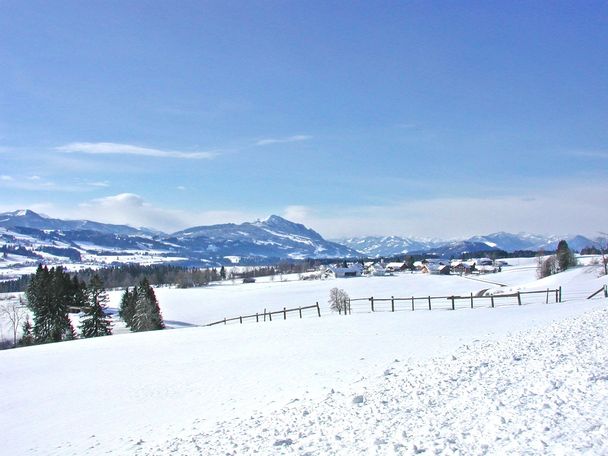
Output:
[1, 263, 607, 455]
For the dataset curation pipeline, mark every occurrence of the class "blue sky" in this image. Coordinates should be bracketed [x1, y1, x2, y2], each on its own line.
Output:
[1, 1, 607, 238]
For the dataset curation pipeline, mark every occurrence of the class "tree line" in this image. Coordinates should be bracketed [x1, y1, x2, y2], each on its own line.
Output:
[0, 260, 327, 293]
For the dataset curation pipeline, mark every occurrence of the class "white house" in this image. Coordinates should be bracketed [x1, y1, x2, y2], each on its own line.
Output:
[325, 263, 363, 278]
[367, 263, 387, 276]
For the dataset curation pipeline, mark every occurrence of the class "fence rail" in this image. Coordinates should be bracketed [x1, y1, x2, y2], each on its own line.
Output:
[348, 287, 563, 313]
[205, 302, 321, 327]
[588, 285, 608, 299]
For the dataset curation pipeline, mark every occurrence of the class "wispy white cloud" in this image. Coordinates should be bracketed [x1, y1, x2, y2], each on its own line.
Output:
[255, 135, 312, 146]
[283, 205, 312, 221]
[55, 142, 217, 159]
[0, 175, 111, 192]
[88, 181, 111, 188]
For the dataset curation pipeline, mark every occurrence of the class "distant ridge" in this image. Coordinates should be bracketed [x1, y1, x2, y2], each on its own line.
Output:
[336, 232, 601, 258]
[0, 210, 359, 265]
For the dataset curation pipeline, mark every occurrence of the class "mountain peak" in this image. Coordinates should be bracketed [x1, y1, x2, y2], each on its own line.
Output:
[11, 209, 45, 218]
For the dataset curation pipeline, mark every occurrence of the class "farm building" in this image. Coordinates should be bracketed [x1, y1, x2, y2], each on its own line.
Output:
[385, 261, 409, 272]
[366, 263, 387, 276]
[421, 262, 451, 275]
[450, 261, 472, 275]
[325, 263, 363, 278]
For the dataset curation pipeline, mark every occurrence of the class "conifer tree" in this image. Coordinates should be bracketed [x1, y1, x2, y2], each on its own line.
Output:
[556, 240, 576, 272]
[19, 317, 34, 346]
[119, 287, 137, 328]
[79, 275, 112, 338]
[130, 278, 165, 332]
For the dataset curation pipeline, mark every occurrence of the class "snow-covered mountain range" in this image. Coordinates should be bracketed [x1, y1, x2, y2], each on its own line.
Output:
[0, 210, 602, 272]
[337, 232, 602, 258]
[0, 210, 358, 268]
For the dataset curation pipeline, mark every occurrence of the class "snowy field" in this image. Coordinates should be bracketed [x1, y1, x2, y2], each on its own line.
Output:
[1, 261, 607, 455]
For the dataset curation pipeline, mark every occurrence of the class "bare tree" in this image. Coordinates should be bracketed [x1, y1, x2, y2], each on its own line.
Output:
[599, 233, 608, 276]
[0, 297, 27, 347]
[328, 287, 350, 314]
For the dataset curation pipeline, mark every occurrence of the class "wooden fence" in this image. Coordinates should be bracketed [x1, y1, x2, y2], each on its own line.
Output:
[205, 302, 321, 327]
[346, 287, 563, 314]
[588, 284, 608, 299]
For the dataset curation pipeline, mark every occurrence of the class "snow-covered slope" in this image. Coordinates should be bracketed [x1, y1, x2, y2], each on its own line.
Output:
[1, 263, 607, 455]
[336, 235, 439, 257]
[0, 209, 148, 236]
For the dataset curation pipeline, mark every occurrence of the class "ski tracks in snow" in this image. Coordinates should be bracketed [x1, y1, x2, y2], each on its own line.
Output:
[138, 308, 608, 455]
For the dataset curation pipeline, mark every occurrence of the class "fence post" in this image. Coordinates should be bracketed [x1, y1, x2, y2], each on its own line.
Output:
[559, 286, 562, 302]
[428, 296, 431, 310]
[299, 307, 302, 318]
[269, 311, 272, 322]
[370, 297, 375, 312]
[517, 292, 522, 306]
[605, 285, 608, 298]
[316, 302, 321, 317]
[491, 296, 494, 308]
[411, 296, 415, 311]
[391, 296, 395, 312]
[555, 289, 558, 303]
[349, 298, 352, 314]
[470, 292, 474, 309]
[224, 317, 227, 325]
[546, 288, 549, 304]
[264, 308, 267, 322]
[256, 312, 259, 323]
[239, 316, 243, 324]
[450, 296, 455, 310]
[284, 307, 287, 320]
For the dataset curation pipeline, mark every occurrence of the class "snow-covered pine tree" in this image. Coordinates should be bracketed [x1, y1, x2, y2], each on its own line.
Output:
[130, 278, 165, 332]
[79, 275, 112, 338]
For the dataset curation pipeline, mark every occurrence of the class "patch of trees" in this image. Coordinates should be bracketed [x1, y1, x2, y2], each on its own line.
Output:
[25, 265, 80, 343]
[118, 278, 164, 332]
[20, 265, 114, 346]
[35, 246, 82, 261]
[328, 287, 350, 314]
[1, 244, 43, 259]
[0, 274, 32, 293]
[61, 264, 222, 290]
[537, 240, 577, 279]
